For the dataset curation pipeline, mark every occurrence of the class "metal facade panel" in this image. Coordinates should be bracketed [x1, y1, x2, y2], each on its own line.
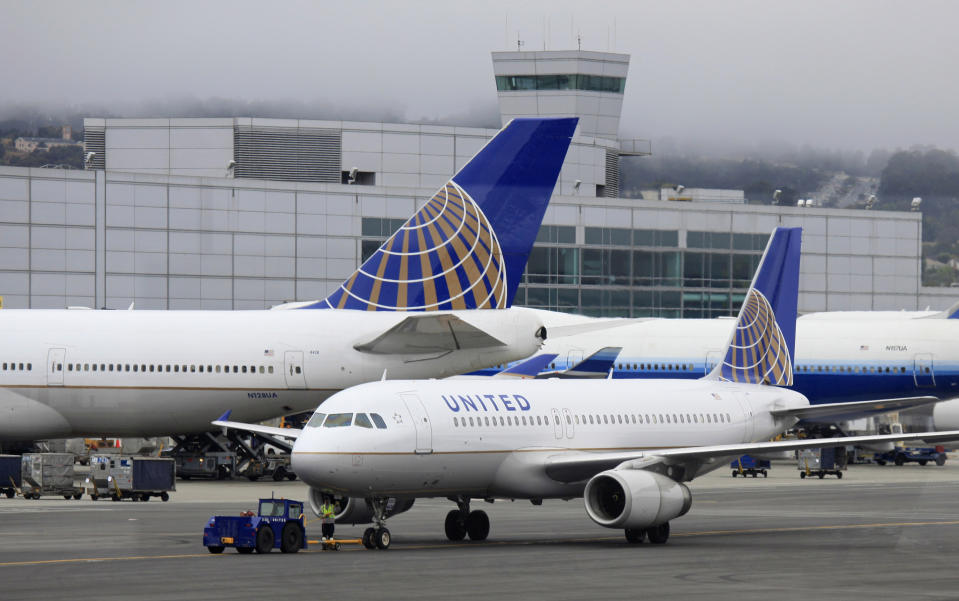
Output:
[234, 125, 342, 183]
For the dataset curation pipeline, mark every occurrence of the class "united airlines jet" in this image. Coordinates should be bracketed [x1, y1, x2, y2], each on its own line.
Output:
[0, 117, 578, 442]
[217, 227, 959, 549]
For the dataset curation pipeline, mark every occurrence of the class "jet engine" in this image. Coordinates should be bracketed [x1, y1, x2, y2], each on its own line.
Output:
[933, 399, 959, 431]
[308, 488, 414, 525]
[583, 469, 692, 529]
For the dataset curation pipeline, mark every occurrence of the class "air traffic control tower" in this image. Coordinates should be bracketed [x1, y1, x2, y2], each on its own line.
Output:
[491, 50, 649, 198]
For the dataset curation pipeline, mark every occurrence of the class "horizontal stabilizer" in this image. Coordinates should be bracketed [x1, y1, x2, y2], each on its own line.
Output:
[545, 318, 637, 339]
[770, 396, 940, 423]
[354, 314, 505, 355]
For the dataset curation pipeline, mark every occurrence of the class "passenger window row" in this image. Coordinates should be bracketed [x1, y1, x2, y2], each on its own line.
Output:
[453, 411, 733, 428]
[796, 365, 909, 374]
[617, 363, 694, 371]
[454, 414, 554, 428]
[1, 362, 32, 371]
[62, 363, 276, 375]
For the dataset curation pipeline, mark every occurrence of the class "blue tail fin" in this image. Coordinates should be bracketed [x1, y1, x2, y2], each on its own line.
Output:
[705, 227, 802, 385]
[306, 117, 578, 310]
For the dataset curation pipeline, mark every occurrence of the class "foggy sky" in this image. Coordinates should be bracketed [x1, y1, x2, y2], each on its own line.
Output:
[4, 0, 958, 152]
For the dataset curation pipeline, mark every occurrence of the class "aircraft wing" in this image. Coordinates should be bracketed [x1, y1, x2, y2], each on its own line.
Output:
[496, 354, 559, 378]
[543, 429, 959, 483]
[353, 314, 505, 355]
[212, 411, 302, 440]
[770, 396, 941, 423]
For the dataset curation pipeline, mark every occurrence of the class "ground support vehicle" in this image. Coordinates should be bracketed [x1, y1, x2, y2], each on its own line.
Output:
[85, 455, 111, 498]
[730, 455, 770, 478]
[203, 498, 307, 554]
[241, 455, 296, 482]
[20, 453, 83, 499]
[875, 445, 947, 466]
[172, 452, 235, 480]
[797, 446, 847, 479]
[88, 456, 175, 501]
[0, 455, 21, 498]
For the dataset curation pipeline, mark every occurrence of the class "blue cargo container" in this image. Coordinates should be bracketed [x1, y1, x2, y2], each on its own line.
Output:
[0, 455, 20, 498]
[731, 455, 770, 478]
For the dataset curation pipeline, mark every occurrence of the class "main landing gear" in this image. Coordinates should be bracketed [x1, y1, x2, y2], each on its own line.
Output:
[624, 522, 670, 545]
[444, 496, 489, 542]
[361, 497, 393, 550]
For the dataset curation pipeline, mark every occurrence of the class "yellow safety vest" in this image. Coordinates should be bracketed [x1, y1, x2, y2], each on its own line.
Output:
[321, 503, 335, 523]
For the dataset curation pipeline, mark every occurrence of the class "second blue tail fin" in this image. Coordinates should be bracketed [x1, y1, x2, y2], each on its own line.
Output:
[706, 227, 802, 386]
[307, 117, 578, 311]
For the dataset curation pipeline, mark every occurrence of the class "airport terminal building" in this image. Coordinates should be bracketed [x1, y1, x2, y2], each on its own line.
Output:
[0, 50, 951, 315]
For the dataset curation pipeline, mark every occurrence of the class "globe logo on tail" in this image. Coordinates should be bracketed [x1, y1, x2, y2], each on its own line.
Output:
[719, 289, 793, 385]
[322, 181, 508, 311]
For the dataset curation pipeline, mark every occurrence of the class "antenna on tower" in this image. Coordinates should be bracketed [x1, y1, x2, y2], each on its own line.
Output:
[517, 32, 524, 51]
[577, 33, 582, 51]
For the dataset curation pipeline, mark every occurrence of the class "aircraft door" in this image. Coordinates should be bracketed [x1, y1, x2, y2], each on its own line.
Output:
[914, 353, 935, 388]
[400, 393, 433, 454]
[47, 348, 65, 386]
[284, 351, 306, 389]
[550, 408, 563, 439]
[705, 350, 723, 376]
[562, 408, 575, 439]
[733, 392, 754, 441]
[566, 350, 583, 370]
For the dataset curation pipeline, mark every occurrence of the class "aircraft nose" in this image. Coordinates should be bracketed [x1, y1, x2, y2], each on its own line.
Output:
[290, 430, 339, 486]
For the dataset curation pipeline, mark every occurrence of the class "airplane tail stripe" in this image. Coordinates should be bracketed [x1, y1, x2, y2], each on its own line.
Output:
[416, 225, 439, 309]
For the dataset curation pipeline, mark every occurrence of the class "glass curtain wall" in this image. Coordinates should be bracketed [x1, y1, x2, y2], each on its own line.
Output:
[360, 219, 767, 318]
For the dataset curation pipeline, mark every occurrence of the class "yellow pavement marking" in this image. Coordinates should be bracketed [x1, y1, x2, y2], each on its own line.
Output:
[0, 553, 218, 567]
[1, 520, 958, 565]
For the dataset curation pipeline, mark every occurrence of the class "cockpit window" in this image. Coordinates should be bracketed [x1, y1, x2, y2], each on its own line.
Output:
[306, 412, 326, 428]
[354, 413, 373, 429]
[370, 413, 387, 429]
[323, 413, 353, 428]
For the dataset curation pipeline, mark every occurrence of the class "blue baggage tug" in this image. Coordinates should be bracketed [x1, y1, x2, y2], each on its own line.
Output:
[204, 498, 308, 554]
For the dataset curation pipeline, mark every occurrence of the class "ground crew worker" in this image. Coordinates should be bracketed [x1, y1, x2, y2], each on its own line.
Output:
[320, 496, 336, 541]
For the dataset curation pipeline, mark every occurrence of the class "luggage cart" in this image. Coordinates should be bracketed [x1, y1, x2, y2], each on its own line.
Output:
[730, 455, 770, 478]
[89, 456, 175, 501]
[797, 446, 847, 479]
[20, 453, 84, 499]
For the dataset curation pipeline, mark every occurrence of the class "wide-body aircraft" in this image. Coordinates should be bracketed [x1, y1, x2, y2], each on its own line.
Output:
[217, 227, 959, 550]
[0, 117, 578, 441]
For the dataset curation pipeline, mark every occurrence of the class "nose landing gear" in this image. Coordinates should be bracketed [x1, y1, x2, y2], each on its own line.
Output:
[361, 497, 393, 550]
[444, 496, 489, 542]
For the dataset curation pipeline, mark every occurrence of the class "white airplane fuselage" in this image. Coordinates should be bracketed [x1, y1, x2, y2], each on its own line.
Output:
[292, 379, 808, 500]
[0, 308, 544, 440]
